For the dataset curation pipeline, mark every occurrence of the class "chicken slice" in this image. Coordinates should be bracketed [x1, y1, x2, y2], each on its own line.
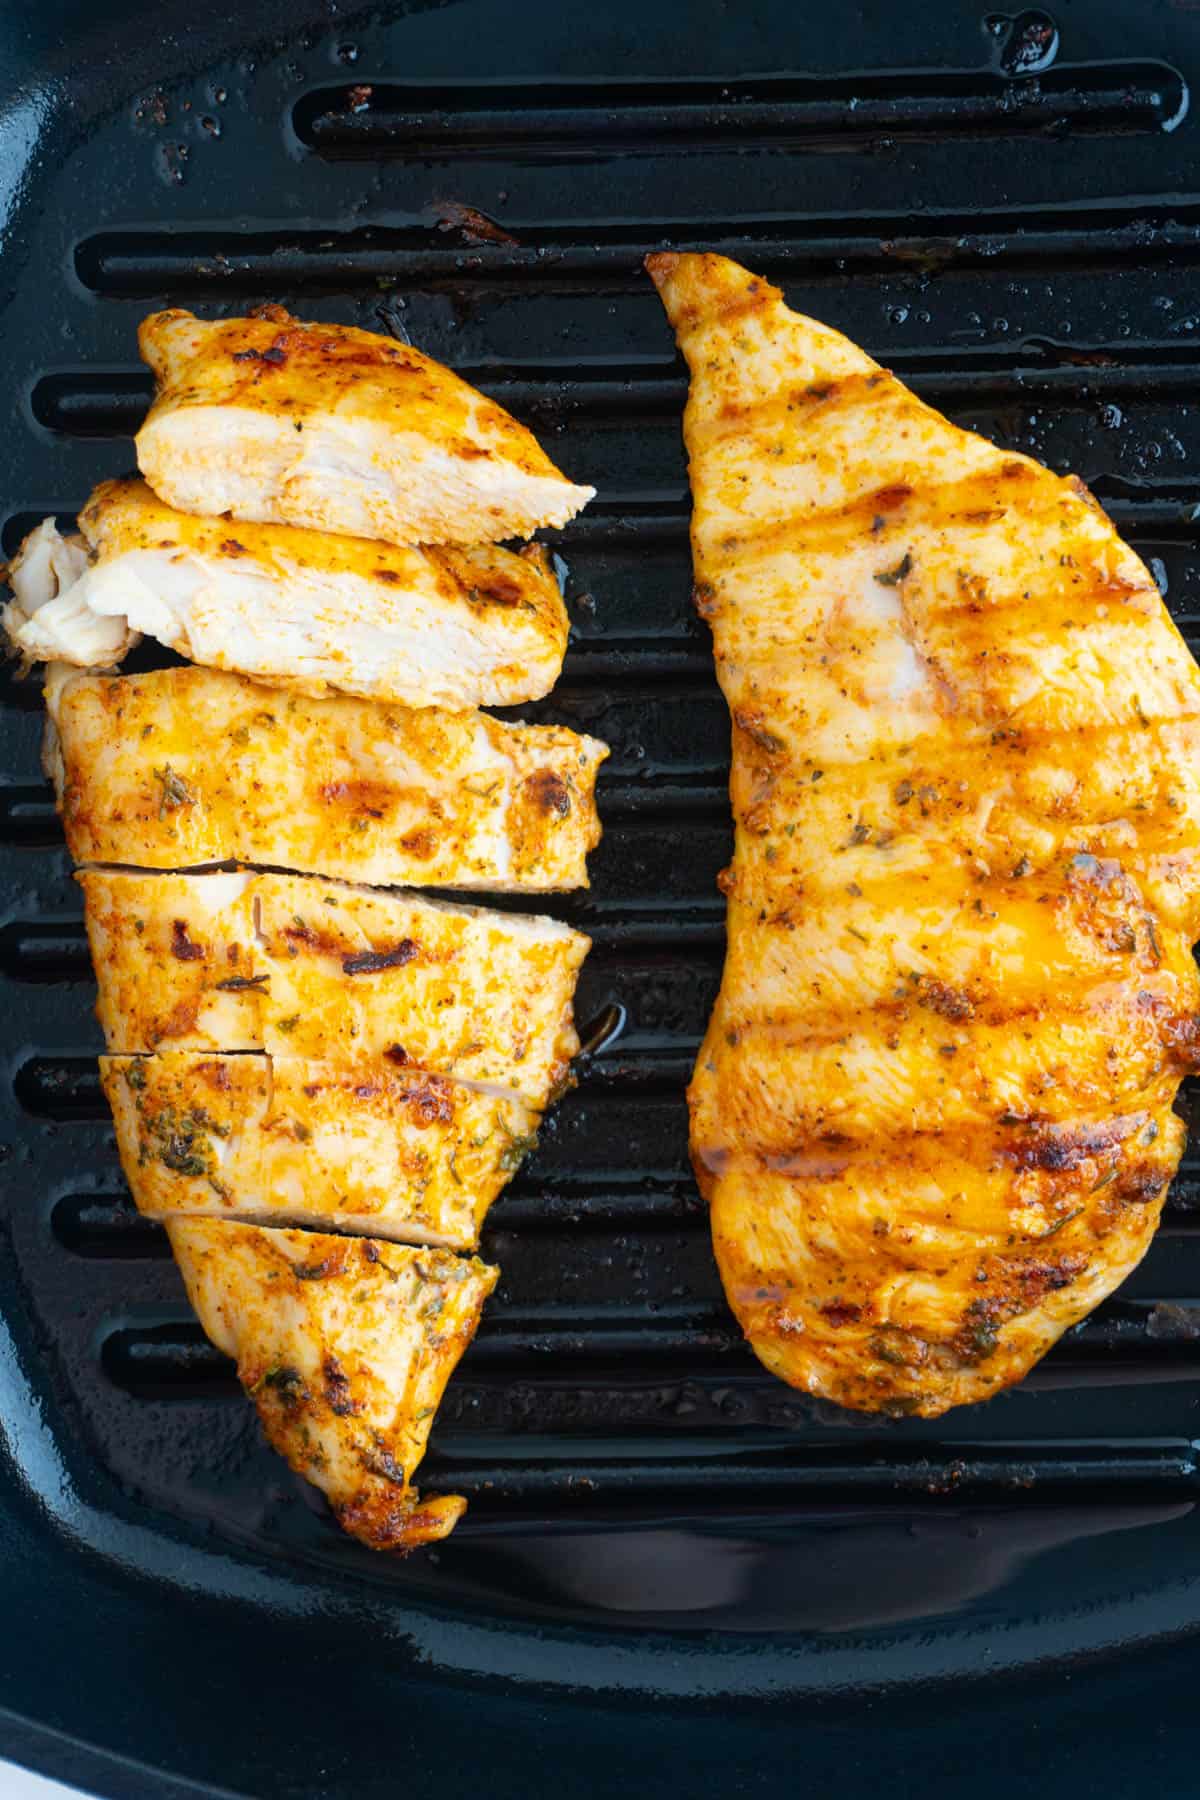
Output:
[81, 868, 588, 1106]
[5, 480, 569, 708]
[46, 664, 607, 891]
[3, 517, 136, 666]
[168, 1219, 496, 1548]
[650, 249, 1200, 1416]
[103, 1053, 539, 1248]
[136, 307, 593, 545]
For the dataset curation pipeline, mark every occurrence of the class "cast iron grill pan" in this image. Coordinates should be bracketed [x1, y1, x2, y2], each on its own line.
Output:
[5, 1, 1200, 1745]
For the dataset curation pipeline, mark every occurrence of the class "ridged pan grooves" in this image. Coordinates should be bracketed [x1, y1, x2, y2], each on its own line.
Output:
[293, 63, 1187, 156]
[6, 6, 1200, 1633]
[93, 1304, 1200, 1395]
[28, 351, 1200, 439]
[72, 203, 1200, 296]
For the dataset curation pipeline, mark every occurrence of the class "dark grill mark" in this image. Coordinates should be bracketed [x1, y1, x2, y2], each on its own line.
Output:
[323, 1355, 359, 1417]
[362, 1441, 410, 1487]
[820, 1301, 862, 1327]
[1004, 1114, 1144, 1172]
[170, 919, 205, 962]
[294, 1250, 347, 1281]
[232, 345, 287, 365]
[256, 1365, 307, 1409]
[1117, 1166, 1170, 1205]
[732, 710, 786, 756]
[526, 769, 572, 817]
[342, 939, 419, 976]
[405, 1078, 455, 1127]
[912, 975, 974, 1022]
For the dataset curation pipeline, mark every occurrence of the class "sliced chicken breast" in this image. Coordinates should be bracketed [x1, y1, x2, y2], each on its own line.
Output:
[136, 307, 594, 545]
[650, 249, 1200, 1417]
[4, 517, 136, 667]
[104, 1053, 539, 1248]
[46, 664, 607, 891]
[168, 1219, 496, 1548]
[5, 480, 570, 707]
[81, 868, 588, 1105]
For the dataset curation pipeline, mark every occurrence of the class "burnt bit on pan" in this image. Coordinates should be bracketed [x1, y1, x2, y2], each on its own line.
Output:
[432, 200, 521, 247]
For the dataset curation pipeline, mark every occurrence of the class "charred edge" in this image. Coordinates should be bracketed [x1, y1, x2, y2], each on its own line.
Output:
[341, 940, 419, 977]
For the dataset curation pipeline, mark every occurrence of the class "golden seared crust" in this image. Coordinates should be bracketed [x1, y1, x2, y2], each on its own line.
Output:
[136, 309, 593, 545]
[706, 1105, 1182, 1417]
[81, 868, 588, 1106]
[695, 976, 1194, 1148]
[103, 1052, 539, 1248]
[723, 721, 1200, 933]
[59, 478, 569, 707]
[650, 250, 1200, 1416]
[167, 1219, 496, 1548]
[46, 664, 606, 892]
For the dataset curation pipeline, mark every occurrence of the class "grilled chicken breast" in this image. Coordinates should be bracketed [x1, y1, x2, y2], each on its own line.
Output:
[46, 664, 606, 891]
[650, 250, 1200, 1416]
[5, 480, 570, 708]
[104, 1053, 538, 1248]
[82, 868, 588, 1104]
[168, 1220, 496, 1548]
[32, 297, 601, 1550]
[136, 308, 594, 545]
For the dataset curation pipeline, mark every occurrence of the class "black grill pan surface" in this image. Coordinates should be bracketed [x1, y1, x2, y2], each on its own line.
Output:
[3, 1, 1200, 1793]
